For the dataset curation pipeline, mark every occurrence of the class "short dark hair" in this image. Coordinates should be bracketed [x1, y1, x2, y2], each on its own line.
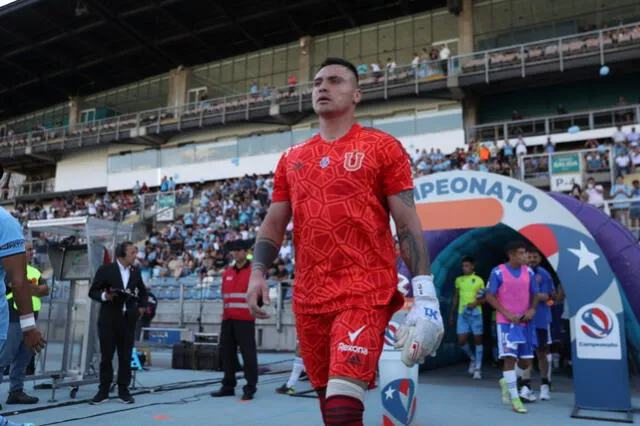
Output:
[461, 256, 475, 264]
[527, 245, 541, 255]
[319, 57, 359, 82]
[633, 179, 639, 185]
[506, 240, 527, 254]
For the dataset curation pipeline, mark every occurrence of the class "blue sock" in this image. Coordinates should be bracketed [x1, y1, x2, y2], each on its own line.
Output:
[475, 345, 483, 370]
[461, 343, 474, 361]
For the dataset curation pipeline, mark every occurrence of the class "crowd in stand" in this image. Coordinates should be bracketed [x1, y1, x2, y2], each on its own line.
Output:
[9, 192, 139, 226]
[9, 128, 639, 283]
[133, 174, 295, 283]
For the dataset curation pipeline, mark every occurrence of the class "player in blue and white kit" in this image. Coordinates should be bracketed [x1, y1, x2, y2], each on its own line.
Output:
[0, 165, 47, 426]
[484, 241, 540, 414]
[527, 247, 555, 401]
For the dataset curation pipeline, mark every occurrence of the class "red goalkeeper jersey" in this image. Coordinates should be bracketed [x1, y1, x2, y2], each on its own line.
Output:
[271, 123, 413, 314]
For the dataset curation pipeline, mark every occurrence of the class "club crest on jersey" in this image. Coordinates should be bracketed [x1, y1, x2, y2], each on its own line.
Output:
[344, 151, 365, 171]
[320, 156, 330, 168]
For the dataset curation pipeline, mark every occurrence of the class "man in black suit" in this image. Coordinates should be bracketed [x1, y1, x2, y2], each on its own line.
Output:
[88, 241, 147, 405]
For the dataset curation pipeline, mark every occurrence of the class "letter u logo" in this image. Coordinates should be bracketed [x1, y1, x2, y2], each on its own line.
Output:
[344, 152, 365, 172]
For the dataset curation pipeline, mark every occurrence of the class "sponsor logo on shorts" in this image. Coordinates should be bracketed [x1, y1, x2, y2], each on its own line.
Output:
[348, 325, 366, 343]
[338, 342, 369, 355]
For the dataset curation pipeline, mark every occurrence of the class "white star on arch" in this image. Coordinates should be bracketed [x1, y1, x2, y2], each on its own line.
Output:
[384, 386, 395, 400]
[568, 241, 600, 275]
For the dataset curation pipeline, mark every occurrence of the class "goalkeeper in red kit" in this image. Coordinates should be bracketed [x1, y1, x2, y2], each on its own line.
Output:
[247, 58, 443, 425]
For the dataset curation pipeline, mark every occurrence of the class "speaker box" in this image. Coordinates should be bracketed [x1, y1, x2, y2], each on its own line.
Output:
[171, 342, 197, 370]
[194, 344, 221, 371]
[448, 0, 463, 15]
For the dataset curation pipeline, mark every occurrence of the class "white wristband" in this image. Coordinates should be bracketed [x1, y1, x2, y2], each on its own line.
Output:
[20, 314, 36, 331]
[411, 275, 436, 298]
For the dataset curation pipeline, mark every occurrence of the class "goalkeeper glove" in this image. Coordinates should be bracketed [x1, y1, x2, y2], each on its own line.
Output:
[394, 274, 444, 367]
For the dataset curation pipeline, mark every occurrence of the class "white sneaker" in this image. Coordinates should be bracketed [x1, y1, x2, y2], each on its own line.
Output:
[468, 360, 475, 375]
[539, 384, 551, 401]
[473, 370, 482, 380]
[519, 385, 537, 403]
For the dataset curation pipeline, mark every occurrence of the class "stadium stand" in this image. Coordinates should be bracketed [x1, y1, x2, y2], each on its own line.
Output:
[2, 1, 640, 305]
[1, 20, 639, 157]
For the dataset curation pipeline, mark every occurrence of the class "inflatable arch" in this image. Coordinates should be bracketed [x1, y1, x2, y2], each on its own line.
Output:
[400, 171, 636, 416]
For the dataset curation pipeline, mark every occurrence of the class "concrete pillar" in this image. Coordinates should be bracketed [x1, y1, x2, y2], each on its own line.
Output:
[68, 96, 84, 128]
[462, 96, 478, 141]
[167, 66, 191, 107]
[299, 36, 313, 83]
[458, 0, 474, 55]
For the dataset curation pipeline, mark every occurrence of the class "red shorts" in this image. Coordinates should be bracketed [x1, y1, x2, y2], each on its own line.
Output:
[295, 292, 404, 389]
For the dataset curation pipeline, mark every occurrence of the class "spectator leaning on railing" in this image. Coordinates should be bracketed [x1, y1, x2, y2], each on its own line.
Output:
[610, 175, 633, 224]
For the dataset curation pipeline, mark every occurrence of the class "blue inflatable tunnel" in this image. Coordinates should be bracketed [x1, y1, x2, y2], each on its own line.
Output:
[398, 193, 640, 370]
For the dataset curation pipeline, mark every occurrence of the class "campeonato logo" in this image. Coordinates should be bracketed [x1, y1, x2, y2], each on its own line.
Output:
[580, 307, 614, 339]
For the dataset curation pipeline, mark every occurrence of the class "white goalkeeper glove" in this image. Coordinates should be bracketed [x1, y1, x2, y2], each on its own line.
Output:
[394, 275, 444, 367]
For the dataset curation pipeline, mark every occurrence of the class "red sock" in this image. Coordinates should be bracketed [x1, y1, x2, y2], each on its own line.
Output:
[323, 395, 364, 426]
[316, 387, 327, 423]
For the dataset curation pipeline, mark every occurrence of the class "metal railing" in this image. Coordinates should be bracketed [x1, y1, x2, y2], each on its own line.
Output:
[139, 188, 194, 221]
[518, 147, 616, 187]
[1, 21, 638, 158]
[603, 197, 640, 237]
[469, 104, 640, 142]
[0, 61, 447, 155]
[1, 178, 56, 200]
[450, 21, 640, 82]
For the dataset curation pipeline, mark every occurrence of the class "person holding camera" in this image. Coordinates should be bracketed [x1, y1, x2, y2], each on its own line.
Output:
[88, 241, 147, 405]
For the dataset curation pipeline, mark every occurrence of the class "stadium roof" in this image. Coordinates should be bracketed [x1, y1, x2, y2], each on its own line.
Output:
[0, 0, 447, 119]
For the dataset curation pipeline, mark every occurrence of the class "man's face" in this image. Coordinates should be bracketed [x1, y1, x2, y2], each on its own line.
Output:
[124, 244, 138, 266]
[462, 261, 474, 275]
[509, 248, 527, 266]
[312, 65, 361, 117]
[232, 249, 247, 263]
[528, 251, 541, 267]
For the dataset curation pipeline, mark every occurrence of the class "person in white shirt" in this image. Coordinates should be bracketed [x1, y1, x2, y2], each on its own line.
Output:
[515, 137, 528, 157]
[439, 44, 451, 75]
[627, 127, 640, 144]
[615, 151, 632, 175]
[386, 57, 396, 72]
[411, 53, 420, 76]
[582, 177, 605, 208]
[612, 126, 627, 144]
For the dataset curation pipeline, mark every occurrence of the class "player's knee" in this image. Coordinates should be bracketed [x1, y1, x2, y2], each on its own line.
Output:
[503, 356, 516, 369]
[457, 335, 467, 346]
[326, 378, 366, 403]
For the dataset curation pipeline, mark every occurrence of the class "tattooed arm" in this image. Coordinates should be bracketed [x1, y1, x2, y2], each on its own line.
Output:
[247, 201, 292, 318]
[252, 201, 292, 276]
[387, 189, 431, 277]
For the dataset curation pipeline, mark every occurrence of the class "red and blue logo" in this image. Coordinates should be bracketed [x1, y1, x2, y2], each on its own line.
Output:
[384, 321, 399, 347]
[581, 307, 614, 339]
[381, 378, 417, 426]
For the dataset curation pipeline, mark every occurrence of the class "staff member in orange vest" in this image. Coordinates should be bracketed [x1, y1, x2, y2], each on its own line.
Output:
[211, 239, 258, 401]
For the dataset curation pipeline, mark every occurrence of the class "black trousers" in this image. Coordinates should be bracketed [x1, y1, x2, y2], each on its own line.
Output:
[98, 312, 136, 393]
[220, 319, 258, 393]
